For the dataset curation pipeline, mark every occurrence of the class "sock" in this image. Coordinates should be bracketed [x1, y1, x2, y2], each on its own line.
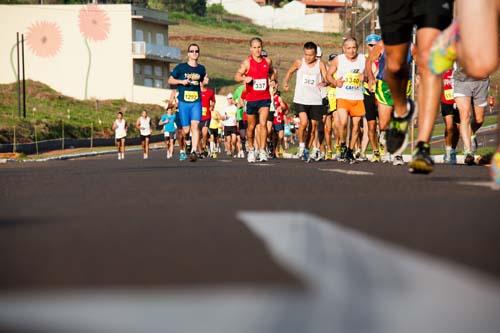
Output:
[299, 142, 305, 148]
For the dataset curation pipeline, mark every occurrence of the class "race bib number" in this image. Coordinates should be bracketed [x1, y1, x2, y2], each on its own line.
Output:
[344, 72, 361, 89]
[302, 74, 317, 87]
[184, 91, 199, 102]
[202, 107, 208, 116]
[253, 79, 267, 91]
[444, 89, 454, 101]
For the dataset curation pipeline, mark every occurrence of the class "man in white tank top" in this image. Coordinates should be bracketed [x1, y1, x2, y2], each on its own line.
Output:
[136, 110, 152, 159]
[327, 37, 366, 164]
[283, 41, 328, 162]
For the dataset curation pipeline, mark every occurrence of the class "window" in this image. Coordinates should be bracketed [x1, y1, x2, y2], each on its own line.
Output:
[144, 78, 153, 87]
[143, 65, 152, 76]
[147, 32, 152, 43]
[134, 63, 141, 74]
[154, 79, 164, 88]
[154, 65, 162, 77]
[135, 29, 144, 42]
[156, 33, 165, 45]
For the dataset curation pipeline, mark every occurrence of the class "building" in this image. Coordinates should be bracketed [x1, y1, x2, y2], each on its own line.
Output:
[0, 4, 181, 106]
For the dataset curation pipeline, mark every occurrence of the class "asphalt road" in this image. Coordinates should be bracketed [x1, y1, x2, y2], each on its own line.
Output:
[1, 151, 499, 332]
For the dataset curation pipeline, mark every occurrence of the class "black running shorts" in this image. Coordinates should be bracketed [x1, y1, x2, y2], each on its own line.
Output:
[441, 102, 460, 124]
[364, 91, 378, 121]
[294, 103, 324, 121]
[378, 0, 453, 45]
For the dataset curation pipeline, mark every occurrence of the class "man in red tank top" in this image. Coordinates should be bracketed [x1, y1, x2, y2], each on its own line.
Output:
[440, 68, 459, 164]
[235, 37, 276, 163]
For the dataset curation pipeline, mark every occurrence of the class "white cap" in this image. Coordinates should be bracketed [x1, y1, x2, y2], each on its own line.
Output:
[316, 46, 322, 57]
[226, 93, 233, 99]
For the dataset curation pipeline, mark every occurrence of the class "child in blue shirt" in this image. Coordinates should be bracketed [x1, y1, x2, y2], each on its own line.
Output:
[159, 107, 177, 159]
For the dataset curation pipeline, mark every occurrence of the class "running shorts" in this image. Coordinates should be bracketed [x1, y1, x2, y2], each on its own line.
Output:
[453, 79, 490, 108]
[164, 131, 176, 139]
[224, 126, 238, 137]
[178, 101, 202, 127]
[267, 111, 275, 122]
[273, 123, 284, 132]
[209, 127, 219, 138]
[378, 0, 453, 45]
[294, 103, 324, 121]
[364, 90, 378, 121]
[375, 80, 412, 106]
[337, 99, 366, 117]
[238, 120, 248, 130]
[198, 119, 210, 130]
[440, 102, 460, 123]
[140, 134, 151, 142]
[246, 99, 271, 115]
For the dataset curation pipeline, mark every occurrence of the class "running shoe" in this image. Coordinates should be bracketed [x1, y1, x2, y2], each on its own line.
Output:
[312, 148, 322, 162]
[203, 149, 209, 158]
[117, 153, 121, 160]
[371, 150, 381, 163]
[450, 149, 457, 165]
[179, 150, 187, 161]
[408, 141, 434, 174]
[143, 153, 148, 160]
[429, 21, 459, 75]
[464, 153, 475, 166]
[356, 153, 368, 162]
[326, 149, 333, 160]
[339, 144, 347, 162]
[258, 150, 268, 162]
[392, 155, 405, 166]
[189, 151, 197, 162]
[335, 144, 341, 160]
[297, 146, 305, 159]
[490, 152, 500, 186]
[346, 148, 356, 164]
[386, 99, 415, 155]
[302, 148, 309, 162]
[443, 151, 450, 164]
[247, 149, 256, 163]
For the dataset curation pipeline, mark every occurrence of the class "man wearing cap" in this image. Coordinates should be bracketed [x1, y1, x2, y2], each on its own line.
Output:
[364, 33, 383, 162]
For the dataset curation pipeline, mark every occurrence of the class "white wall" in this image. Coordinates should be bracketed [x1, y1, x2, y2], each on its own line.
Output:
[0, 4, 134, 101]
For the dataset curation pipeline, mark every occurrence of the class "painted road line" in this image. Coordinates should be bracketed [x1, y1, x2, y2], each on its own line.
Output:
[458, 181, 500, 190]
[253, 163, 275, 166]
[319, 168, 374, 176]
[1, 212, 499, 333]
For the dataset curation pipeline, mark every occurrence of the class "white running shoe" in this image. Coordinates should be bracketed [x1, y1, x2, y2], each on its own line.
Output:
[247, 149, 256, 163]
[117, 154, 121, 160]
[258, 150, 268, 162]
[392, 155, 404, 166]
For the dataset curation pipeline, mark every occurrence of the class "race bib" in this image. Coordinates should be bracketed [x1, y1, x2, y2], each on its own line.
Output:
[444, 89, 454, 101]
[202, 107, 208, 117]
[344, 72, 361, 89]
[302, 74, 317, 87]
[184, 90, 199, 102]
[253, 79, 267, 91]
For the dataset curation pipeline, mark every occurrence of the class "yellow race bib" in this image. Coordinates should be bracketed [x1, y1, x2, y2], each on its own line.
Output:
[345, 72, 361, 89]
[444, 89, 454, 101]
[184, 90, 199, 102]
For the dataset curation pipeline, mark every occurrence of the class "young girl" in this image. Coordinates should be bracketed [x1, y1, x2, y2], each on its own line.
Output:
[112, 111, 127, 160]
[136, 110, 152, 159]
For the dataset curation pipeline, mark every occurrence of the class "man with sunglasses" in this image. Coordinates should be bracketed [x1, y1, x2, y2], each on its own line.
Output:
[168, 43, 206, 162]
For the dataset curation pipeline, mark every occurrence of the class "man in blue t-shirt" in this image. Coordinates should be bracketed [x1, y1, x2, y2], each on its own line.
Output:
[168, 43, 206, 162]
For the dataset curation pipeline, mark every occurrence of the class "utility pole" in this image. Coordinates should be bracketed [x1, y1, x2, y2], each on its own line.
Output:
[371, 0, 376, 33]
[351, 0, 358, 39]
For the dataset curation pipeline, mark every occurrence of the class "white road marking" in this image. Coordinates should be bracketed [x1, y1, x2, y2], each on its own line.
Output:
[253, 163, 274, 166]
[458, 181, 499, 190]
[319, 168, 374, 176]
[216, 159, 232, 163]
[1, 212, 499, 333]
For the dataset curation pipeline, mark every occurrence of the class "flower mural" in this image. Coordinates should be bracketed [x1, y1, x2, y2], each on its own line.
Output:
[79, 4, 110, 42]
[26, 21, 63, 58]
[79, 4, 110, 99]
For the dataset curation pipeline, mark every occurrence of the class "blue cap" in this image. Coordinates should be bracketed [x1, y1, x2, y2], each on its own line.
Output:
[365, 34, 381, 44]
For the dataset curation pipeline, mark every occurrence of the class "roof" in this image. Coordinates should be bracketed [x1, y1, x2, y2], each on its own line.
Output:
[301, 0, 348, 7]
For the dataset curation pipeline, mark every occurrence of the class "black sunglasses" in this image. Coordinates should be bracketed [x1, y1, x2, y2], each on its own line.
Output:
[368, 44, 376, 47]
[188, 50, 200, 53]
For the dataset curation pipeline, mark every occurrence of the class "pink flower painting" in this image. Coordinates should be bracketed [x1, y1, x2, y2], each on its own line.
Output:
[78, 4, 110, 99]
[79, 4, 110, 42]
[26, 21, 62, 58]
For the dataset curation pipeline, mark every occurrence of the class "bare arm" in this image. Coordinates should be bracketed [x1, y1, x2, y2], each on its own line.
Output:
[282, 59, 302, 92]
[267, 58, 277, 82]
[319, 61, 329, 87]
[235, 59, 252, 84]
[168, 76, 189, 86]
[326, 57, 344, 88]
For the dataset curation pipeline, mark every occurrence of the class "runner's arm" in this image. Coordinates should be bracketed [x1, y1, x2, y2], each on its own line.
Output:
[135, 118, 141, 129]
[267, 58, 277, 82]
[319, 61, 329, 87]
[235, 60, 252, 84]
[168, 75, 189, 86]
[326, 57, 343, 87]
[282, 59, 301, 92]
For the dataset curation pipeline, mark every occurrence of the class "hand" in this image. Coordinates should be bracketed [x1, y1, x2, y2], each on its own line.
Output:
[336, 78, 344, 88]
[180, 79, 190, 86]
[244, 76, 253, 84]
[283, 82, 289, 92]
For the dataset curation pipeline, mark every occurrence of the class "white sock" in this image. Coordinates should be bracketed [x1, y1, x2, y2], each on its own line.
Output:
[299, 142, 305, 149]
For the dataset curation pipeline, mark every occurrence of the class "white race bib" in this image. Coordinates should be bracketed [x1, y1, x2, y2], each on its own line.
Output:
[253, 79, 267, 91]
[302, 74, 317, 87]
